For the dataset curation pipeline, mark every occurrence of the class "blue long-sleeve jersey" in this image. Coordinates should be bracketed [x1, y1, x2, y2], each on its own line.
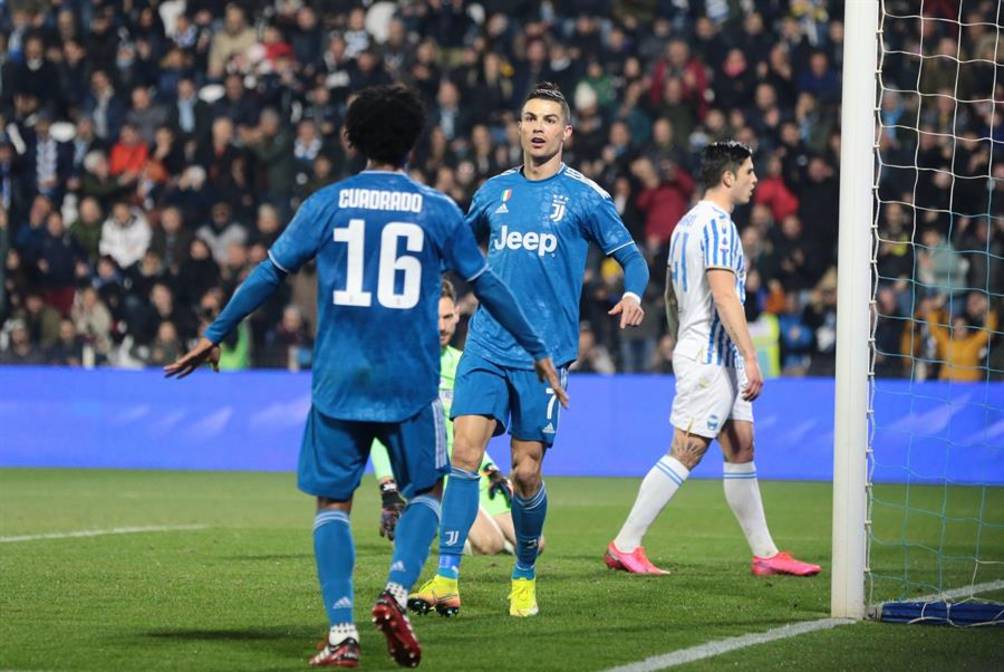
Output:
[465, 163, 646, 368]
[206, 170, 548, 423]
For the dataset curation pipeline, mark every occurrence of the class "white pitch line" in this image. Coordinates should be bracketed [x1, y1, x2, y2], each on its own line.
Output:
[0, 524, 208, 543]
[603, 580, 1004, 672]
[601, 618, 855, 672]
[914, 579, 1004, 603]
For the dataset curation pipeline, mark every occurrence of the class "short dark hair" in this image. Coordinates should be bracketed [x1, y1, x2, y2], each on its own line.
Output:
[344, 84, 426, 166]
[700, 141, 753, 188]
[441, 278, 456, 302]
[522, 81, 571, 124]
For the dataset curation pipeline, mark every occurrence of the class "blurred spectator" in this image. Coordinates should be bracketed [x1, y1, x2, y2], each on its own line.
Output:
[148, 320, 184, 367]
[70, 197, 105, 263]
[0, 319, 42, 364]
[802, 270, 839, 377]
[126, 87, 168, 146]
[925, 295, 998, 382]
[83, 69, 126, 142]
[197, 201, 247, 265]
[917, 227, 968, 299]
[71, 285, 113, 358]
[873, 286, 907, 378]
[245, 109, 295, 215]
[45, 318, 86, 366]
[36, 212, 86, 314]
[0, 0, 987, 376]
[571, 322, 615, 374]
[150, 206, 192, 273]
[21, 292, 63, 349]
[29, 113, 73, 204]
[631, 156, 694, 250]
[753, 155, 799, 222]
[100, 202, 152, 270]
[262, 304, 313, 370]
[208, 4, 257, 79]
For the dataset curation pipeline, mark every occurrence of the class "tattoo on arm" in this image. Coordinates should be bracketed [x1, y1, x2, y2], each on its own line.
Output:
[664, 268, 679, 340]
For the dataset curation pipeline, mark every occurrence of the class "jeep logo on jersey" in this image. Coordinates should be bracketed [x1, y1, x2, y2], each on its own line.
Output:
[492, 225, 558, 256]
[549, 194, 568, 222]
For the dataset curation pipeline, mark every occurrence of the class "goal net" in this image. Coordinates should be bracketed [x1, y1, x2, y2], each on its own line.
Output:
[868, 0, 1004, 625]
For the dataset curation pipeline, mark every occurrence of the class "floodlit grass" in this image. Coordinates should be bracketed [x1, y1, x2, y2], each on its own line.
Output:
[1, 470, 1000, 671]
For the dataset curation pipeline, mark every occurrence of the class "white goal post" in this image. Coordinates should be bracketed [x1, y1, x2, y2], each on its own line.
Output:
[832, 0, 879, 620]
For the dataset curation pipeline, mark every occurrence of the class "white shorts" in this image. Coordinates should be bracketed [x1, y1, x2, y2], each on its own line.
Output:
[669, 353, 754, 439]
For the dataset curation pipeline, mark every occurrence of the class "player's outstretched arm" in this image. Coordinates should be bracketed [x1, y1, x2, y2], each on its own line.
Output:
[164, 258, 286, 379]
[164, 337, 220, 379]
[470, 268, 569, 408]
[607, 243, 650, 329]
[707, 269, 763, 401]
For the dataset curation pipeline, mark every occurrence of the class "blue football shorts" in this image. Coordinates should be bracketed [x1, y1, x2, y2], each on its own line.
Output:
[297, 399, 449, 501]
[450, 351, 569, 447]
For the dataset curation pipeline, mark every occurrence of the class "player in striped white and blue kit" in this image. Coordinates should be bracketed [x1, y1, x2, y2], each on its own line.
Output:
[605, 141, 821, 578]
[165, 84, 565, 668]
[410, 83, 650, 618]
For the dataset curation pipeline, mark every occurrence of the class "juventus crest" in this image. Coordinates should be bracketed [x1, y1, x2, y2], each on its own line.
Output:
[549, 195, 569, 222]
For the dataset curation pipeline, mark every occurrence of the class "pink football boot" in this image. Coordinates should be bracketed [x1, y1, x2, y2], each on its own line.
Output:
[604, 541, 670, 575]
[752, 551, 821, 577]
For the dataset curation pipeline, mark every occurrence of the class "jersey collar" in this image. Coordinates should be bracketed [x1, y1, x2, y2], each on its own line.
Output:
[517, 162, 567, 184]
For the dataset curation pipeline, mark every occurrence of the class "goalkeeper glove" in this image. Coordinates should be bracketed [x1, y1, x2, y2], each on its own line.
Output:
[379, 480, 406, 541]
[483, 466, 512, 507]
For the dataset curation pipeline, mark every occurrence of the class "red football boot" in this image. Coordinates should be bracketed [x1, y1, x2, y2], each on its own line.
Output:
[372, 591, 422, 668]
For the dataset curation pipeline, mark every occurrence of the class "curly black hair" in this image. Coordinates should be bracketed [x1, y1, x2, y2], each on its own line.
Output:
[344, 84, 426, 167]
[521, 81, 571, 124]
[700, 140, 754, 189]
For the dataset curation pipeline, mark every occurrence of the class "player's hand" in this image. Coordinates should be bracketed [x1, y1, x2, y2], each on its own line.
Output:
[534, 357, 569, 408]
[608, 294, 645, 329]
[742, 357, 764, 402]
[164, 336, 221, 379]
[379, 481, 406, 542]
[483, 466, 513, 506]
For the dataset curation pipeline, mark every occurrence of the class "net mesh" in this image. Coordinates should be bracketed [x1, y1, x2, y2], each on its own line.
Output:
[869, 0, 1004, 624]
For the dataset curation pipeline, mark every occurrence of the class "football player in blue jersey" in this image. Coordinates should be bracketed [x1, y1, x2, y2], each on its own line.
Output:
[410, 82, 650, 618]
[165, 84, 566, 669]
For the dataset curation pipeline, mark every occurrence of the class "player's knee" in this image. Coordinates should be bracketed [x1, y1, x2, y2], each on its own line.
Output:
[451, 436, 485, 472]
[316, 496, 352, 513]
[510, 460, 541, 494]
[670, 437, 708, 470]
[727, 446, 755, 464]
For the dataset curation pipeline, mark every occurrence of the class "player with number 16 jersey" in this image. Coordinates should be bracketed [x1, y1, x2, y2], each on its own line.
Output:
[166, 84, 564, 669]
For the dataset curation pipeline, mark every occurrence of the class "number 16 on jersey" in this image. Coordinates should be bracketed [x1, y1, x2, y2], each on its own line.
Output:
[333, 218, 424, 310]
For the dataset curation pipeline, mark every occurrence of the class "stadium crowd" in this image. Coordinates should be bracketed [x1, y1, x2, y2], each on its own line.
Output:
[0, 0, 1000, 379]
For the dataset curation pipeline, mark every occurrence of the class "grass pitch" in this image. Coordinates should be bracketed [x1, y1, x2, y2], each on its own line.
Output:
[1, 469, 1001, 671]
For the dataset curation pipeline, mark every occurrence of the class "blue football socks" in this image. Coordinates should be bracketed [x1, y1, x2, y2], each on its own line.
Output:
[436, 466, 481, 579]
[511, 483, 548, 580]
[387, 494, 441, 595]
[313, 509, 354, 626]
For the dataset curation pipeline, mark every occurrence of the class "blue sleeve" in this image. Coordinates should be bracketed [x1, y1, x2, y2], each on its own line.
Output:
[582, 189, 635, 256]
[203, 259, 285, 344]
[701, 218, 736, 271]
[268, 196, 326, 274]
[441, 199, 490, 281]
[471, 269, 549, 361]
[611, 243, 650, 299]
[463, 185, 491, 237]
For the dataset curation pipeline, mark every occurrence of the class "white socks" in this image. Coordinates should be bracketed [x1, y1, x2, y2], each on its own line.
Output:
[723, 462, 779, 558]
[329, 622, 359, 645]
[614, 455, 690, 552]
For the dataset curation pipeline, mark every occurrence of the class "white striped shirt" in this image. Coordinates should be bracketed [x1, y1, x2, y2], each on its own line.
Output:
[668, 201, 746, 367]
